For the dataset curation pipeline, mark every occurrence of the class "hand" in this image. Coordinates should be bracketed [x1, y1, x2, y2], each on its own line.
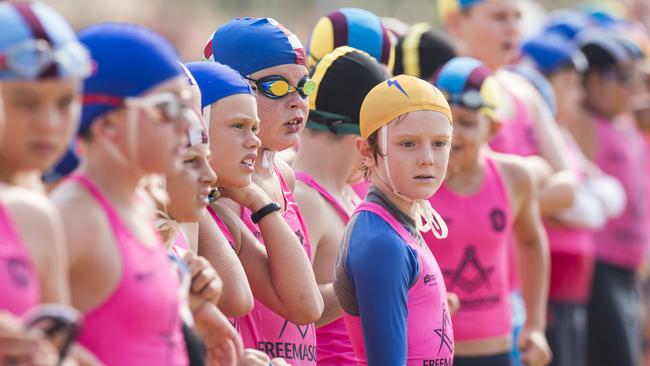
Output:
[519, 328, 552, 366]
[270, 358, 291, 366]
[446, 292, 460, 317]
[220, 183, 272, 212]
[236, 349, 270, 366]
[0, 311, 57, 366]
[61, 344, 104, 366]
[194, 304, 243, 366]
[183, 252, 223, 312]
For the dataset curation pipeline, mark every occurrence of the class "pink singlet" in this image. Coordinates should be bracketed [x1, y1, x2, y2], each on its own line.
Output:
[592, 115, 650, 270]
[488, 87, 539, 157]
[546, 132, 594, 303]
[239, 167, 317, 365]
[0, 199, 40, 316]
[343, 201, 454, 365]
[70, 174, 188, 366]
[295, 172, 356, 365]
[206, 205, 241, 334]
[425, 156, 513, 341]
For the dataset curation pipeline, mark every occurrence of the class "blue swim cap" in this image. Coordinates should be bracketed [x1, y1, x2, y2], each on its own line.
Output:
[521, 33, 588, 75]
[0, 1, 90, 80]
[79, 23, 183, 136]
[203, 17, 307, 76]
[508, 63, 557, 116]
[543, 10, 589, 41]
[184, 62, 253, 110]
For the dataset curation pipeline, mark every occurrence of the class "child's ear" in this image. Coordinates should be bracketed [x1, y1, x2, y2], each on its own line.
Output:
[357, 137, 377, 169]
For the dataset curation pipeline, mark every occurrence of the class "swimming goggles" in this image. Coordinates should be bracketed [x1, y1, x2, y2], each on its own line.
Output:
[83, 89, 193, 124]
[245, 74, 316, 100]
[443, 89, 495, 111]
[0, 39, 92, 80]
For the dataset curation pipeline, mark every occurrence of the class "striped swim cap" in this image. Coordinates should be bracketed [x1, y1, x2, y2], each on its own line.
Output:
[0, 1, 90, 80]
[393, 23, 457, 82]
[434, 57, 500, 122]
[203, 17, 306, 76]
[307, 46, 388, 135]
[438, 0, 485, 22]
[307, 8, 394, 72]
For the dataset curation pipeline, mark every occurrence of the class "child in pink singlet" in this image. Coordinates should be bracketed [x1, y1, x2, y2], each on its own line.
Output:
[292, 46, 388, 366]
[0, 2, 95, 363]
[334, 75, 454, 365]
[429, 57, 551, 366]
[51, 23, 192, 365]
[574, 32, 649, 366]
[191, 36, 322, 363]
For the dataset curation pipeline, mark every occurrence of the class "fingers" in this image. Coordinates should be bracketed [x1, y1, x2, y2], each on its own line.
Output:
[270, 358, 291, 366]
[186, 256, 223, 304]
[236, 349, 269, 366]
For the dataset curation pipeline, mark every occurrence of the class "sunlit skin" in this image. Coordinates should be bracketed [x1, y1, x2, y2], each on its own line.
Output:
[52, 75, 191, 314]
[447, 106, 498, 176]
[358, 110, 453, 216]
[446, 0, 521, 70]
[200, 62, 325, 325]
[0, 78, 82, 183]
[167, 144, 217, 223]
[584, 64, 637, 119]
[248, 64, 309, 152]
[548, 68, 585, 126]
[442, 105, 551, 364]
[207, 93, 261, 189]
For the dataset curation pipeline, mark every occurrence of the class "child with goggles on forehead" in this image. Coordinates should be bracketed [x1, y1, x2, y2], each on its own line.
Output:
[333, 75, 454, 365]
[426, 57, 551, 366]
[0, 1, 100, 364]
[50, 23, 198, 365]
[291, 46, 389, 365]
[202, 18, 323, 365]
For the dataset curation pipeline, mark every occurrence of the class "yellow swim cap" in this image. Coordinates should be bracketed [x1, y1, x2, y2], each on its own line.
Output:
[360, 74, 452, 139]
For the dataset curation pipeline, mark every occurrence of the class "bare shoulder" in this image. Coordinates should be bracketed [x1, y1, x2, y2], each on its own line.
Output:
[2, 186, 57, 223]
[489, 152, 535, 196]
[1, 187, 63, 270]
[274, 157, 296, 192]
[294, 179, 328, 215]
[211, 201, 242, 230]
[50, 181, 110, 261]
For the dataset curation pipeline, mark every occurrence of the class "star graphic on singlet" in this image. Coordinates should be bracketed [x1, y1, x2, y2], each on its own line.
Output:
[434, 308, 453, 355]
[278, 320, 311, 339]
[443, 246, 495, 293]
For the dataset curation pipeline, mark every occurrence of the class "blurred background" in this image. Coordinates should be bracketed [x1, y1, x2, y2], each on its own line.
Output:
[44, 0, 648, 60]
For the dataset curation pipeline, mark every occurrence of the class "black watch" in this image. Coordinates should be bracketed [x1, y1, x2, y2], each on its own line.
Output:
[251, 202, 281, 224]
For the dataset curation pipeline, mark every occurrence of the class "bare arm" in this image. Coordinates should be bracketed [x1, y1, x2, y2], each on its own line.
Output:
[498, 70, 571, 172]
[198, 211, 254, 317]
[293, 183, 343, 327]
[218, 186, 324, 325]
[499, 157, 551, 366]
[537, 171, 577, 217]
[504, 158, 549, 331]
[7, 190, 70, 304]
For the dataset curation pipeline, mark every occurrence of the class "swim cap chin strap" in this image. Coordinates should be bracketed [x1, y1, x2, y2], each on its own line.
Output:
[378, 124, 448, 239]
